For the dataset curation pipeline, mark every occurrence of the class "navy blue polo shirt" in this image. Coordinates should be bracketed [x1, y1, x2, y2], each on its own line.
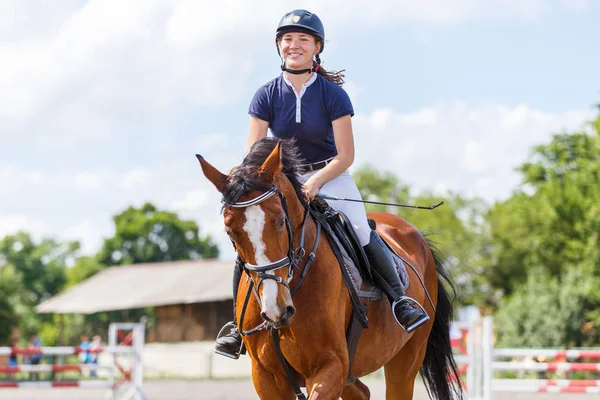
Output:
[248, 73, 354, 164]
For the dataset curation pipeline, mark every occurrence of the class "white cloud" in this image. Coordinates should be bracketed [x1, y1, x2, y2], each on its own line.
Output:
[559, 0, 590, 11]
[0, 215, 49, 238]
[74, 171, 108, 192]
[1, 0, 589, 138]
[298, 0, 586, 29]
[352, 102, 595, 202]
[170, 189, 211, 212]
[121, 168, 151, 191]
[197, 133, 233, 154]
[26, 170, 44, 185]
[63, 219, 106, 255]
[462, 139, 486, 172]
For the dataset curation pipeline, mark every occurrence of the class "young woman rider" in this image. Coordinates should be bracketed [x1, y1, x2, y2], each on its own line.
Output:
[215, 9, 429, 359]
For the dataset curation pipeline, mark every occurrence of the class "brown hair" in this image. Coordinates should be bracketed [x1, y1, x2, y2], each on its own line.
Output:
[314, 52, 345, 86]
[275, 36, 346, 86]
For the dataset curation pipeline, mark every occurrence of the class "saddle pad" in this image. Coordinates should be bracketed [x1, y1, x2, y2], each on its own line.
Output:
[328, 212, 409, 298]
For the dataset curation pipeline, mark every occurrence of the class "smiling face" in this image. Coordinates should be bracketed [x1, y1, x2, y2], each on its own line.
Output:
[278, 32, 320, 70]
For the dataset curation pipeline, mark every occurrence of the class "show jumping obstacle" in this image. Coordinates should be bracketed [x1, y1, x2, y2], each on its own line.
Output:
[0, 322, 145, 400]
[450, 321, 476, 396]
[449, 316, 600, 399]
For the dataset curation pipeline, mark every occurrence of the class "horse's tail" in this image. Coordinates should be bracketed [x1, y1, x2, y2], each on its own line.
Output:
[420, 240, 463, 400]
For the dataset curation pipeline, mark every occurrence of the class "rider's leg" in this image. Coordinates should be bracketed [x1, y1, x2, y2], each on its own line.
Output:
[313, 170, 429, 333]
[305, 170, 371, 247]
[214, 257, 244, 359]
[363, 230, 429, 332]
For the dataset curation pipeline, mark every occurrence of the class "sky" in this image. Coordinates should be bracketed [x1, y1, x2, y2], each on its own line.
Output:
[1, 0, 599, 262]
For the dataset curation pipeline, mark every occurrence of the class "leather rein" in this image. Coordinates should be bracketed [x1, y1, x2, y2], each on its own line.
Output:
[224, 185, 321, 333]
[223, 185, 319, 399]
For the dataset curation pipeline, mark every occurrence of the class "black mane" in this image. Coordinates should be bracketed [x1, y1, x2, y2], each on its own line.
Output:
[222, 138, 308, 208]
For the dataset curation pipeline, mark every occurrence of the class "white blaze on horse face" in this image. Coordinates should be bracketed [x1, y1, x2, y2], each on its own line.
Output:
[243, 205, 280, 322]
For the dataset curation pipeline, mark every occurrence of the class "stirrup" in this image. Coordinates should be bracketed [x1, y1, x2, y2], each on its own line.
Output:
[391, 296, 430, 333]
[214, 321, 245, 360]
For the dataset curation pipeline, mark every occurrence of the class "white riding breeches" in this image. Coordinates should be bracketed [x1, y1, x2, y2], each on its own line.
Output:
[299, 170, 372, 246]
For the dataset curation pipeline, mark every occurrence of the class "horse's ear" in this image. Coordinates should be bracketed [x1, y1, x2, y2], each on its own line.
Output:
[257, 141, 283, 183]
[196, 154, 228, 193]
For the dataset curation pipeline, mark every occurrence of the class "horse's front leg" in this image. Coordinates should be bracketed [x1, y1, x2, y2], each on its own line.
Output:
[305, 356, 347, 400]
[251, 359, 296, 400]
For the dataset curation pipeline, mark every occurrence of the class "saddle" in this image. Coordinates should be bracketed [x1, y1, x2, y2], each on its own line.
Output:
[309, 199, 410, 384]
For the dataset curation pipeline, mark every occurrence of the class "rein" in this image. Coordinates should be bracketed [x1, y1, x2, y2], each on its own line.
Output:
[224, 185, 317, 400]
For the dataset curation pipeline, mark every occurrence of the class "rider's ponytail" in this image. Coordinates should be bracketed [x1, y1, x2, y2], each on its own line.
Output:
[314, 53, 345, 86]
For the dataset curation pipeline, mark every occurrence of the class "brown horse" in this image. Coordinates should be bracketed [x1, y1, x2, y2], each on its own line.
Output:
[197, 138, 462, 400]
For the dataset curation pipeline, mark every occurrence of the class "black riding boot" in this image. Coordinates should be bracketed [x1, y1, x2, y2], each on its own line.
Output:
[214, 258, 245, 359]
[363, 230, 430, 333]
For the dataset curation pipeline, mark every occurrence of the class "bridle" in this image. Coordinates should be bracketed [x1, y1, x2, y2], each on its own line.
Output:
[225, 185, 311, 291]
[224, 184, 321, 335]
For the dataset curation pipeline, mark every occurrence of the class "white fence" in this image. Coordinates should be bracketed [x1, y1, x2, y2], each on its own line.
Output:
[459, 316, 600, 399]
[0, 323, 145, 400]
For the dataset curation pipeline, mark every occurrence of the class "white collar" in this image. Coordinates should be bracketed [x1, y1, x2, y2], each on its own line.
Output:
[282, 72, 318, 90]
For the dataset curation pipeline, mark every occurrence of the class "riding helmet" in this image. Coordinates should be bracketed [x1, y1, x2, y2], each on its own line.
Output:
[276, 9, 325, 53]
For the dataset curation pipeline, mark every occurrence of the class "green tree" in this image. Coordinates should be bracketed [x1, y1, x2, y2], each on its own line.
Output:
[488, 109, 600, 345]
[0, 232, 77, 342]
[66, 256, 104, 288]
[0, 264, 22, 343]
[495, 266, 588, 347]
[97, 202, 219, 266]
[0, 233, 75, 305]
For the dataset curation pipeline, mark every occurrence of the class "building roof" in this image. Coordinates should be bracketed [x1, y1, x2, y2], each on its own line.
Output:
[35, 259, 236, 314]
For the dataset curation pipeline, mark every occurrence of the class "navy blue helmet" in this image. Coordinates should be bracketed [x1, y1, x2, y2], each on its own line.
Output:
[276, 9, 325, 53]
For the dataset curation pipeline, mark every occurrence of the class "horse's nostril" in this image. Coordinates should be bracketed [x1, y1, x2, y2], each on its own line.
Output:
[286, 306, 296, 317]
[261, 312, 272, 323]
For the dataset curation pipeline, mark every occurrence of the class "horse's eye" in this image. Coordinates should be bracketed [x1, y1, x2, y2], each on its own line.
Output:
[278, 217, 286, 230]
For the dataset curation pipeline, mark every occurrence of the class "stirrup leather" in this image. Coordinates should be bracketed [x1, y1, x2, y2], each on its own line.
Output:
[391, 296, 430, 333]
[214, 321, 246, 360]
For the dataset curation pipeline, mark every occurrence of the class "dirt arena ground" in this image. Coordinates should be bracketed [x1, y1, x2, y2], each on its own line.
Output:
[0, 379, 597, 400]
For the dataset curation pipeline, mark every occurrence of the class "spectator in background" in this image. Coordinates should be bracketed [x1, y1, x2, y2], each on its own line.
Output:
[28, 335, 43, 381]
[88, 335, 102, 378]
[79, 334, 90, 377]
[8, 336, 18, 380]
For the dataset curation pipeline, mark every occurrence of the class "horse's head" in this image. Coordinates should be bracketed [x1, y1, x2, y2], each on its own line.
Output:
[197, 139, 308, 329]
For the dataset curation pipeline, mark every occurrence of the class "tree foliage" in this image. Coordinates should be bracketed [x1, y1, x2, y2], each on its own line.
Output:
[0, 203, 219, 345]
[0, 264, 22, 342]
[495, 266, 588, 347]
[65, 256, 104, 289]
[491, 111, 600, 345]
[0, 233, 74, 305]
[0, 233, 77, 343]
[97, 203, 218, 266]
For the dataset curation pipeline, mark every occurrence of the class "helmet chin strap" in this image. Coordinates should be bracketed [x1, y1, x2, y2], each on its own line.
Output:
[280, 59, 319, 75]
[281, 65, 314, 75]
